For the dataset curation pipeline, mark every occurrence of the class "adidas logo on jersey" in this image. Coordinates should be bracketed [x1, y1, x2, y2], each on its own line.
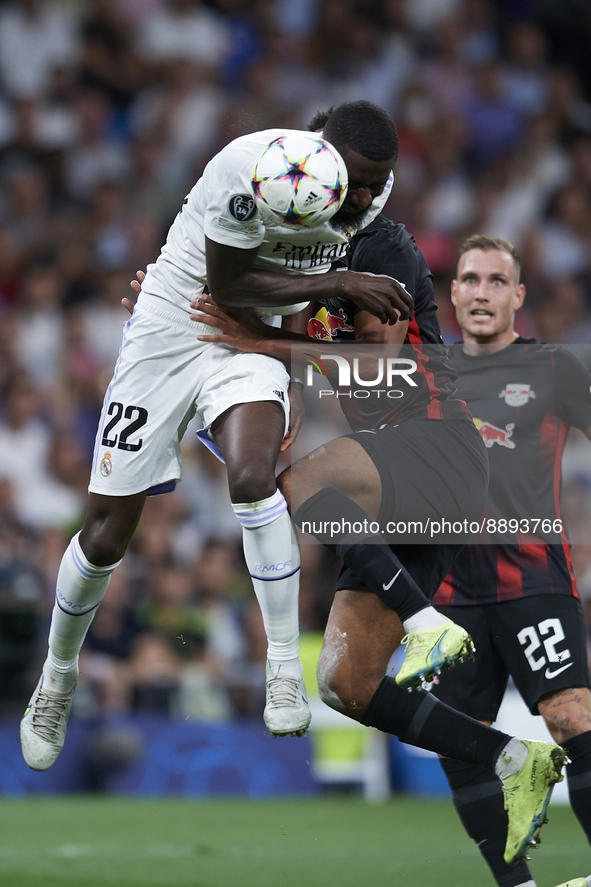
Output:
[303, 192, 323, 207]
[273, 390, 285, 401]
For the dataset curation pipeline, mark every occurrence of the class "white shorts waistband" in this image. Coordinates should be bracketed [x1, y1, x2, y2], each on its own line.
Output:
[138, 292, 217, 335]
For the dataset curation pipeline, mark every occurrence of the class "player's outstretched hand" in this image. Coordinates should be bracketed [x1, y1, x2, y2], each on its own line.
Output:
[190, 297, 269, 352]
[122, 270, 146, 316]
[343, 271, 413, 325]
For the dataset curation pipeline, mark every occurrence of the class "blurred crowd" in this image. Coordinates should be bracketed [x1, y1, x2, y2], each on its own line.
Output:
[0, 0, 591, 721]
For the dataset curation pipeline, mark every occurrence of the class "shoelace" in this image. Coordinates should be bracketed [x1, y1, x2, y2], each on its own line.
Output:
[266, 675, 300, 708]
[30, 688, 72, 742]
[400, 626, 447, 653]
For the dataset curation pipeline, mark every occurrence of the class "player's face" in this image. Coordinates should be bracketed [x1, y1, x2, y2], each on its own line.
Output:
[331, 149, 393, 227]
[451, 249, 525, 344]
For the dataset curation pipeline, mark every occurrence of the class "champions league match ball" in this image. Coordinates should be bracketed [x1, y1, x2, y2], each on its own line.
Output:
[252, 133, 348, 227]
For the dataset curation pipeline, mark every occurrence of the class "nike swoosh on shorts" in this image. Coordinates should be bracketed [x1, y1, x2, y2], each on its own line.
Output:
[383, 568, 402, 591]
[544, 662, 574, 679]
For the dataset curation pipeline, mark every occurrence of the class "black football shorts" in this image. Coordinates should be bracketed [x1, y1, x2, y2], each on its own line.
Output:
[336, 417, 487, 595]
[431, 594, 589, 717]
[344, 417, 489, 545]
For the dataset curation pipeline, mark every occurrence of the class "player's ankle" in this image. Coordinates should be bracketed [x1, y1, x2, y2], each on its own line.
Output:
[494, 737, 529, 780]
[266, 656, 302, 679]
[402, 606, 447, 633]
[43, 654, 78, 691]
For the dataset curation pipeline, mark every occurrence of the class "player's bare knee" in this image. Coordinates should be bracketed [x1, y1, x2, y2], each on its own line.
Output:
[317, 640, 373, 720]
[317, 658, 347, 714]
[81, 493, 145, 566]
[317, 631, 350, 713]
[317, 674, 372, 719]
[227, 466, 277, 504]
[542, 711, 591, 744]
[538, 686, 591, 743]
[79, 524, 128, 566]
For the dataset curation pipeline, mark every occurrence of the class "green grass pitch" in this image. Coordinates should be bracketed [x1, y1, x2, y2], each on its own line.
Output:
[0, 795, 587, 887]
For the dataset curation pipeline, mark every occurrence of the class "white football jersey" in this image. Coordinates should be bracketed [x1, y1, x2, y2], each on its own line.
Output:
[141, 128, 393, 317]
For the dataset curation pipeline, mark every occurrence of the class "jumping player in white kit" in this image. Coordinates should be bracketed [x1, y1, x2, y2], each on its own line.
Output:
[20, 100, 414, 770]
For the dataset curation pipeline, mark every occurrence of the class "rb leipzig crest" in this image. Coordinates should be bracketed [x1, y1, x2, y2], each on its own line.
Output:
[499, 383, 536, 407]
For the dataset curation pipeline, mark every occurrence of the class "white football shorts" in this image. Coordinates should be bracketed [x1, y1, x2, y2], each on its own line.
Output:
[89, 294, 290, 497]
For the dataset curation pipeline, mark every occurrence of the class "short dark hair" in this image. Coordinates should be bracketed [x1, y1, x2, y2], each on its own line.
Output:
[308, 109, 331, 132]
[309, 101, 398, 163]
[458, 234, 521, 283]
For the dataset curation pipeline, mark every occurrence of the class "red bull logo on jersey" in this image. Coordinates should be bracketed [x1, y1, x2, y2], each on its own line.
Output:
[307, 306, 354, 341]
[499, 383, 536, 407]
[473, 418, 516, 449]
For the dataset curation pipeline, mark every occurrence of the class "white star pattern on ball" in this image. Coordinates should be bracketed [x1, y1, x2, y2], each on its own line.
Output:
[252, 134, 348, 228]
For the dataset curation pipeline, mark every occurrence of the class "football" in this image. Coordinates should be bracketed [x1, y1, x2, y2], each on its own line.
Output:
[252, 133, 348, 227]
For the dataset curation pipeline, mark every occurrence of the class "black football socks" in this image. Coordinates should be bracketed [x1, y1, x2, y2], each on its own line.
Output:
[564, 730, 591, 845]
[362, 676, 511, 769]
[294, 488, 430, 621]
[439, 757, 532, 887]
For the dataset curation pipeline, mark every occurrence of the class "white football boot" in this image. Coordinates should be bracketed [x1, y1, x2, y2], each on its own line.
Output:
[263, 660, 311, 737]
[20, 661, 77, 771]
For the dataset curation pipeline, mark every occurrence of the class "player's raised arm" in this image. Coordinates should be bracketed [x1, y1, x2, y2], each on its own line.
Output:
[191, 293, 408, 364]
[205, 237, 412, 324]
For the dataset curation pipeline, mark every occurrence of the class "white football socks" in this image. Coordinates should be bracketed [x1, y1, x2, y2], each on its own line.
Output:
[44, 532, 121, 691]
[233, 490, 301, 669]
[402, 605, 448, 634]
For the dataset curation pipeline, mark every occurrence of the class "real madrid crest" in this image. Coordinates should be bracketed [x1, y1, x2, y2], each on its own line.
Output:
[100, 451, 112, 477]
